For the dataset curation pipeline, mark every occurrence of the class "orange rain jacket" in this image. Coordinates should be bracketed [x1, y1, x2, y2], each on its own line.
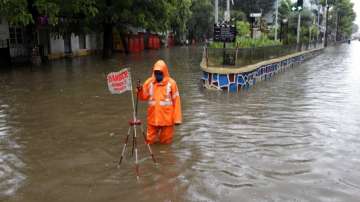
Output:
[138, 60, 182, 126]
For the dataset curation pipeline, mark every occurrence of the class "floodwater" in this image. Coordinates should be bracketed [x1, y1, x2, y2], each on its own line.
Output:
[1, 42, 360, 202]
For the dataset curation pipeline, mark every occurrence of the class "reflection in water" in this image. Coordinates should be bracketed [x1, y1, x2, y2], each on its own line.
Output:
[0, 102, 26, 199]
[0, 43, 360, 201]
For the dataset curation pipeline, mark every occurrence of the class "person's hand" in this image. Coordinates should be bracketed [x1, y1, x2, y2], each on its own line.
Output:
[136, 81, 142, 92]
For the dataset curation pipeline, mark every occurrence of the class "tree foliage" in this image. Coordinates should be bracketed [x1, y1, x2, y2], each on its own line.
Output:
[233, 0, 276, 17]
[187, 0, 214, 40]
[169, 0, 192, 42]
[0, 0, 33, 25]
[319, 0, 356, 38]
[2, 0, 355, 47]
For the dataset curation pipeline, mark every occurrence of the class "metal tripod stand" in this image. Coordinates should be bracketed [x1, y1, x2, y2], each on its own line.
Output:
[118, 79, 156, 179]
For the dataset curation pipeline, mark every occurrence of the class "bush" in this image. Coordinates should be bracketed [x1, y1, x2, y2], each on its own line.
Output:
[209, 42, 224, 48]
[236, 35, 281, 48]
[236, 21, 251, 37]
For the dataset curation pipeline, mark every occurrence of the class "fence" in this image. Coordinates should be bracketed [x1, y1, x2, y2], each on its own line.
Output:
[203, 41, 323, 68]
[0, 40, 11, 66]
[9, 43, 31, 58]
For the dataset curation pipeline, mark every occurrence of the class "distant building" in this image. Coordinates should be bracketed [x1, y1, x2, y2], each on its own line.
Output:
[0, 18, 31, 61]
[0, 17, 101, 63]
[46, 33, 101, 60]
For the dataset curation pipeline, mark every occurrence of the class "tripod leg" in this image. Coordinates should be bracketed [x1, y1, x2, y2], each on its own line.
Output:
[134, 127, 140, 180]
[119, 127, 131, 165]
[141, 125, 156, 163]
[131, 126, 135, 157]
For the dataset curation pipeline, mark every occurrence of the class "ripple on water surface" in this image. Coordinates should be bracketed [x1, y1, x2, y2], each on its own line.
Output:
[0, 44, 360, 201]
[0, 103, 26, 199]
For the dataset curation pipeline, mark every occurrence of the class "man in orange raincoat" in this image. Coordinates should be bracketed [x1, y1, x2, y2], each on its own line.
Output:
[137, 60, 182, 144]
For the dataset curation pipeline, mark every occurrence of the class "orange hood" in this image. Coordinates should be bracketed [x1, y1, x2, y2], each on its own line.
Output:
[152, 60, 170, 82]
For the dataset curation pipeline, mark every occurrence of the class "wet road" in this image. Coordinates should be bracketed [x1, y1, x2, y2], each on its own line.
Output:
[1, 42, 360, 201]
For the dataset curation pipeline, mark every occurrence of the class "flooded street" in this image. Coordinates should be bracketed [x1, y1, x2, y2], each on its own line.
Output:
[1, 42, 360, 201]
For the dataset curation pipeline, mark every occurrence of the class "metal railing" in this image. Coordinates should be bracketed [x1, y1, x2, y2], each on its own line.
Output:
[203, 41, 323, 68]
[0, 39, 9, 48]
[9, 43, 31, 58]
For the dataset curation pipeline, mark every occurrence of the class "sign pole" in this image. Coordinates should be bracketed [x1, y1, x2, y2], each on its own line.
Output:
[128, 69, 140, 180]
[129, 70, 136, 121]
[109, 68, 156, 179]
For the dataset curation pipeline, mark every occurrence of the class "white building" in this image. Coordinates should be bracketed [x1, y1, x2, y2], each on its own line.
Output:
[46, 32, 101, 60]
[0, 18, 9, 40]
[0, 17, 101, 62]
[0, 18, 30, 60]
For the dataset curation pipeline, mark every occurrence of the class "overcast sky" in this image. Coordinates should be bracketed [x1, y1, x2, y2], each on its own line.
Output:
[352, 0, 360, 26]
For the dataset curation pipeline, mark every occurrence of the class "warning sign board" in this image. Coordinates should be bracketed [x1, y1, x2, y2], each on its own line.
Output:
[107, 68, 131, 94]
[214, 23, 236, 43]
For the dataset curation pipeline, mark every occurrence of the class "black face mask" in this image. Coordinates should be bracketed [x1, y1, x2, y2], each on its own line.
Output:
[155, 71, 164, 83]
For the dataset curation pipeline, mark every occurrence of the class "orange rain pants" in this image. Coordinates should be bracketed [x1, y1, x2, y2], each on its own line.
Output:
[146, 125, 174, 144]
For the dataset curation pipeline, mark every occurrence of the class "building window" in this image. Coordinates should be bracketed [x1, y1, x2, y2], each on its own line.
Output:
[9, 27, 24, 45]
[79, 35, 86, 49]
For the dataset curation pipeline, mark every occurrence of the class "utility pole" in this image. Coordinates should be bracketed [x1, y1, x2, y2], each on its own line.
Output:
[317, 4, 321, 44]
[324, 0, 329, 47]
[295, 0, 303, 47]
[309, 20, 312, 46]
[225, 0, 230, 21]
[297, 11, 301, 44]
[335, 10, 339, 42]
[215, 0, 219, 24]
[275, 0, 279, 40]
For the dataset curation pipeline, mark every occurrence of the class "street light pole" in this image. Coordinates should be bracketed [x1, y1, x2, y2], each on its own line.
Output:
[225, 0, 230, 21]
[275, 0, 279, 40]
[297, 11, 301, 45]
[324, 0, 329, 47]
[317, 4, 320, 45]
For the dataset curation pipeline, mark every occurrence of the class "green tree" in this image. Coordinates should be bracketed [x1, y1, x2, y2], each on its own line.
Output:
[169, 0, 192, 43]
[231, 10, 247, 22]
[353, 24, 359, 34]
[187, 0, 214, 41]
[278, 0, 318, 44]
[0, 0, 181, 57]
[236, 21, 251, 37]
[320, 0, 356, 40]
[335, 0, 356, 39]
[0, 0, 33, 25]
[233, 0, 276, 17]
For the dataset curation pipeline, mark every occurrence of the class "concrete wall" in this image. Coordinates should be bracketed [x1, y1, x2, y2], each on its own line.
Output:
[0, 18, 10, 40]
[201, 48, 324, 92]
[86, 35, 92, 49]
[86, 34, 101, 50]
[48, 33, 100, 60]
[50, 36, 65, 54]
[71, 34, 80, 52]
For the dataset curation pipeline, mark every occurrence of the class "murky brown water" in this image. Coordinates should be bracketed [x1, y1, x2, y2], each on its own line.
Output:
[1, 42, 360, 202]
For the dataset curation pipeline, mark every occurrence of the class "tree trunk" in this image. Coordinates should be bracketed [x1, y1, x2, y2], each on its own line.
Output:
[120, 33, 129, 54]
[102, 0, 113, 58]
[27, 0, 38, 45]
[102, 23, 113, 58]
